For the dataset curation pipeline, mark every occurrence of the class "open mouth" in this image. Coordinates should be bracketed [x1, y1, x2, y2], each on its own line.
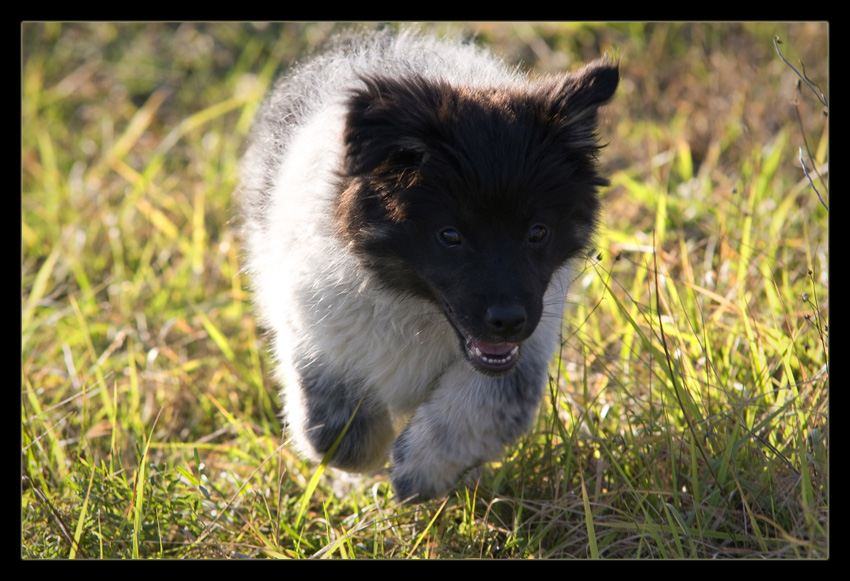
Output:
[439, 300, 522, 375]
[465, 337, 520, 374]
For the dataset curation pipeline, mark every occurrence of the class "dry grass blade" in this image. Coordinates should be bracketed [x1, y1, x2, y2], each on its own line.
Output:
[21, 22, 827, 559]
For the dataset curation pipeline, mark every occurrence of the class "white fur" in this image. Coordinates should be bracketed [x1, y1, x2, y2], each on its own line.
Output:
[238, 29, 608, 501]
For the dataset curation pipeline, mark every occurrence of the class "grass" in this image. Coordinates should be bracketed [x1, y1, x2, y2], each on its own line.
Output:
[21, 22, 828, 559]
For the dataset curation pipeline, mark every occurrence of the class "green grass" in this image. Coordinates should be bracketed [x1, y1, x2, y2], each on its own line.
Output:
[22, 22, 828, 559]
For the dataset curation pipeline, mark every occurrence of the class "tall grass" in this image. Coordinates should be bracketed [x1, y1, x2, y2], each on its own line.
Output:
[22, 22, 827, 558]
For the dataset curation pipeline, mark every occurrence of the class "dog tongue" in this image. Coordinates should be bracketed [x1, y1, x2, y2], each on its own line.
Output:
[467, 338, 520, 372]
[474, 340, 517, 355]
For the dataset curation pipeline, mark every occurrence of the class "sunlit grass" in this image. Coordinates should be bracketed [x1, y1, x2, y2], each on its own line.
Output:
[22, 22, 827, 558]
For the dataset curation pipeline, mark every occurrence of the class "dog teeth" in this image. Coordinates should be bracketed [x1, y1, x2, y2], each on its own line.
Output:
[471, 344, 519, 364]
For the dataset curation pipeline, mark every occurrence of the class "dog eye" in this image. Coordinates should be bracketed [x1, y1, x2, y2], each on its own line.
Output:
[438, 228, 462, 247]
[528, 224, 548, 244]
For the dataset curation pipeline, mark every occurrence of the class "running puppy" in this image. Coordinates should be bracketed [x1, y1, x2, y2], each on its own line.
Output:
[237, 28, 618, 502]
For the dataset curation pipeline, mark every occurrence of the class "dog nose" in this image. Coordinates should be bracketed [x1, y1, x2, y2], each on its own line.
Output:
[485, 304, 527, 339]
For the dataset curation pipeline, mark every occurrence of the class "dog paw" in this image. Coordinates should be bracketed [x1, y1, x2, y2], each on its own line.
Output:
[389, 465, 463, 504]
[388, 432, 468, 503]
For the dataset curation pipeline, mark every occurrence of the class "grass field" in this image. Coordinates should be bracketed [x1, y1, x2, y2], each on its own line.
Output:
[22, 22, 828, 559]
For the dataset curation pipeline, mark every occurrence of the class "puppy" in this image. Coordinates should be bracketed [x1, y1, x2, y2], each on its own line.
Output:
[237, 28, 617, 502]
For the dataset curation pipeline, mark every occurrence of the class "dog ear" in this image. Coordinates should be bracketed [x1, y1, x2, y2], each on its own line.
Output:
[536, 59, 619, 146]
[343, 75, 441, 177]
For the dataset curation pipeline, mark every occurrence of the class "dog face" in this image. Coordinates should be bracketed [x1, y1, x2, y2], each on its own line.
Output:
[335, 61, 618, 375]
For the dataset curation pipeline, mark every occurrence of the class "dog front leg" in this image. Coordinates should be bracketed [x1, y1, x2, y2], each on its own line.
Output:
[388, 359, 548, 503]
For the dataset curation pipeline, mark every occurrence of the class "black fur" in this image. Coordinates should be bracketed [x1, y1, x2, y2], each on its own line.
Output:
[336, 65, 617, 354]
[238, 29, 618, 502]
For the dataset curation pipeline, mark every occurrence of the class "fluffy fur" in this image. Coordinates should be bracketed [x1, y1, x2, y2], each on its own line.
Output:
[237, 28, 618, 502]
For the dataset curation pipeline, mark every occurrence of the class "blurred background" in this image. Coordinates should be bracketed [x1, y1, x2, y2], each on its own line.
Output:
[22, 22, 828, 559]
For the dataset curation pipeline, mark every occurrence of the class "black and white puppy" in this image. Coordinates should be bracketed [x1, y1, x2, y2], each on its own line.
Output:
[237, 28, 618, 502]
